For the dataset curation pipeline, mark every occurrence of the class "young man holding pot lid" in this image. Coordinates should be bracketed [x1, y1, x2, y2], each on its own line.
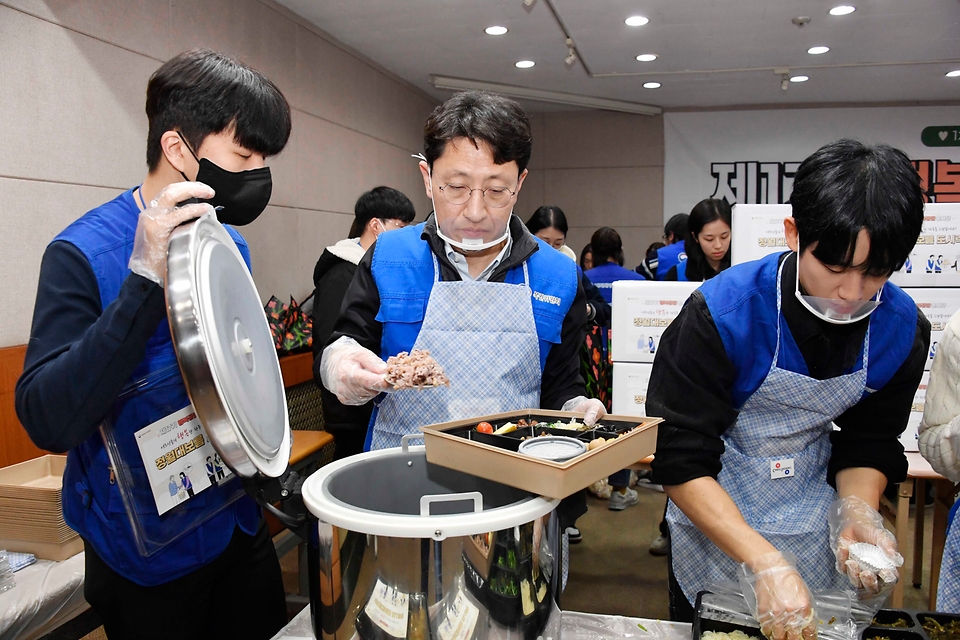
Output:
[320, 91, 604, 450]
[649, 139, 930, 639]
[16, 49, 291, 639]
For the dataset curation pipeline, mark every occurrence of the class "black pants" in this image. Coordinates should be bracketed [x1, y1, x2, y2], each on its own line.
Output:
[84, 519, 287, 640]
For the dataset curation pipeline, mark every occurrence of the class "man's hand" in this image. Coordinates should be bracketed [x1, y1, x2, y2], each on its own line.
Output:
[829, 496, 902, 595]
[320, 336, 391, 405]
[740, 551, 817, 640]
[561, 396, 606, 425]
[128, 182, 216, 286]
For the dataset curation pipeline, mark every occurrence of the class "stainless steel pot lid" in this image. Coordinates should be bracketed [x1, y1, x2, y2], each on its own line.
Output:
[166, 212, 290, 478]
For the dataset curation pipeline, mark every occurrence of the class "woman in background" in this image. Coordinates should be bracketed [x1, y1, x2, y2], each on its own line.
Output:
[664, 198, 731, 282]
[585, 227, 645, 303]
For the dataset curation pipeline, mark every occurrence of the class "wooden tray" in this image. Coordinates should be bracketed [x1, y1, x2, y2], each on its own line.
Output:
[0, 455, 66, 501]
[421, 410, 660, 499]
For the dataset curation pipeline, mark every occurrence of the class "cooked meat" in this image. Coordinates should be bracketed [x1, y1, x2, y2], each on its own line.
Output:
[384, 349, 450, 390]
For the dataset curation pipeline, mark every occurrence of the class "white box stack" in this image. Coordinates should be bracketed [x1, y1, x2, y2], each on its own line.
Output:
[611, 281, 698, 417]
[730, 204, 791, 266]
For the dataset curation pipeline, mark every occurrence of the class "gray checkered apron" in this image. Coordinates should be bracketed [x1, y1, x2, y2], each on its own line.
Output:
[370, 253, 542, 450]
[666, 258, 867, 604]
[937, 509, 960, 611]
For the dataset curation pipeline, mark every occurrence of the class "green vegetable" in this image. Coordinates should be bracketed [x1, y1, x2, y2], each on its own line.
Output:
[638, 624, 647, 631]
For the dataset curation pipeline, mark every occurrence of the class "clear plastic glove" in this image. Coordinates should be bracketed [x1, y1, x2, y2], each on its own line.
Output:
[739, 551, 816, 640]
[128, 182, 216, 286]
[561, 395, 606, 425]
[828, 496, 902, 596]
[320, 336, 391, 405]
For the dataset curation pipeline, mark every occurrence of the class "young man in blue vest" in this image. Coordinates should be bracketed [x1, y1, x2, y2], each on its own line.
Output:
[16, 49, 291, 639]
[649, 139, 929, 640]
[319, 91, 605, 451]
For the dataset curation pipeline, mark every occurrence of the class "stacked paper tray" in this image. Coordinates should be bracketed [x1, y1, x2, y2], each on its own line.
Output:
[0, 455, 81, 560]
[421, 410, 660, 499]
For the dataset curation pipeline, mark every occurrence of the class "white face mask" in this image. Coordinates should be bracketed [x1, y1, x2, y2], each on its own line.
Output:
[794, 246, 883, 325]
[429, 173, 511, 252]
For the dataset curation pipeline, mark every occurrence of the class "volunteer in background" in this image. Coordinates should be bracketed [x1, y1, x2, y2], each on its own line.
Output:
[312, 186, 415, 459]
[636, 213, 689, 280]
[919, 309, 960, 612]
[584, 226, 646, 303]
[649, 139, 929, 639]
[16, 49, 292, 639]
[664, 198, 732, 282]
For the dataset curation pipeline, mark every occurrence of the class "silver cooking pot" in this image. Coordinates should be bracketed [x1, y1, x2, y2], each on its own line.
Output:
[302, 437, 561, 640]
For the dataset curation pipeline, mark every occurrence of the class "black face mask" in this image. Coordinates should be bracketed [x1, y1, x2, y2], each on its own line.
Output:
[177, 135, 272, 226]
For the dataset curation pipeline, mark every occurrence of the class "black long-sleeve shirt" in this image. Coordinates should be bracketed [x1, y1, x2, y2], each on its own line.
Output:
[321, 214, 588, 411]
[16, 241, 168, 452]
[650, 252, 930, 488]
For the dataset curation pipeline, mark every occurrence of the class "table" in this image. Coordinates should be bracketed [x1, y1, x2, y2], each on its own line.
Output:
[271, 605, 693, 640]
[0, 553, 86, 640]
[883, 452, 957, 609]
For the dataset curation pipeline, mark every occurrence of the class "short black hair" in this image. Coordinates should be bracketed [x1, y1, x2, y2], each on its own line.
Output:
[526, 205, 569, 236]
[145, 49, 292, 170]
[590, 227, 624, 267]
[789, 139, 924, 277]
[664, 213, 689, 243]
[684, 198, 732, 276]
[423, 91, 532, 174]
[579, 243, 592, 271]
[349, 186, 416, 238]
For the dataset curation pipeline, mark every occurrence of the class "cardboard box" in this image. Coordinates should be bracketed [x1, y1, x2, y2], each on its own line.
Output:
[905, 288, 960, 371]
[421, 410, 660, 499]
[731, 204, 791, 266]
[611, 281, 699, 363]
[612, 362, 653, 417]
[900, 372, 929, 453]
[891, 203, 960, 288]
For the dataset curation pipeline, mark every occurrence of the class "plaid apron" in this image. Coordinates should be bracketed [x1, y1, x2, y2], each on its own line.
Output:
[667, 258, 865, 603]
[937, 502, 960, 612]
[370, 254, 542, 450]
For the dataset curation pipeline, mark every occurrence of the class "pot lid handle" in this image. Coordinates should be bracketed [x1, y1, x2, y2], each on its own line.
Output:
[420, 491, 483, 516]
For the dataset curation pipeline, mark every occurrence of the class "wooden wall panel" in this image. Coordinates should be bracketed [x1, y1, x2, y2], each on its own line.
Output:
[0, 345, 49, 468]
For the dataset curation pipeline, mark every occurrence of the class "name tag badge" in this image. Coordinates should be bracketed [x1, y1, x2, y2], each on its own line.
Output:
[770, 458, 795, 480]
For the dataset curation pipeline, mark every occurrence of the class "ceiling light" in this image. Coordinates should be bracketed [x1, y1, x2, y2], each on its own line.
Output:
[947, 70, 960, 78]
[781, 78, 789, 91]
[643, 82, 661, 89]
[485, 26, 508, 36]
[565, 50, 577, 65]
[829, 5, 856, 16]
[515, 60, 535, 69]
[807, 46, 830, 55]
[790, 75, 809, 83]
[625, 16, 649, 26]
[636, 54, 658, 62]
[430, 75, 662, 115]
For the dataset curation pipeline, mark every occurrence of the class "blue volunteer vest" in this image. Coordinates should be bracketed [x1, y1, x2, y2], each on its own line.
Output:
[371, 223, 577, 373]
[656, 242, 687, 281]
[674, 259, 689, 281]
[54, 189, 258, 586]
[698, 252, 918, 410]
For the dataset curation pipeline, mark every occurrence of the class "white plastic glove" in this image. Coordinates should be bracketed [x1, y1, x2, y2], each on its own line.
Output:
[828, 496, 902, 596]
[320, 336, 391, 405]
[128, 182, 216, 286]
[561, 395, 606, 426]
[739, 551, 816, 640]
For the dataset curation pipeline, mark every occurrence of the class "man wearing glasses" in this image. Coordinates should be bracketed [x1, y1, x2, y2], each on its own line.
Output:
[319, 91, 604, 452]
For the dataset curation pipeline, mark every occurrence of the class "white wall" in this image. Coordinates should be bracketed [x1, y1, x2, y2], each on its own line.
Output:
[0, 0, 436, 347]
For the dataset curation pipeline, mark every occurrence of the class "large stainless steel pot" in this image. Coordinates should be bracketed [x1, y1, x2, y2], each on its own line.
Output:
[302, 438, 562, 640]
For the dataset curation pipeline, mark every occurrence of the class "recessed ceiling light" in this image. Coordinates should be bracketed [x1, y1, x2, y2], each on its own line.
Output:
[636, 54, 658, 62]
[485, 26, 508, 36]
[515, 60, 535, 69]
[790, 75, 809, 83]
[829, 5, 856, 16]
[807, 46, 830, 55]
[625, 16, 649, 26]
[643, 82, 661, 89]
[947, 70, 960, 78]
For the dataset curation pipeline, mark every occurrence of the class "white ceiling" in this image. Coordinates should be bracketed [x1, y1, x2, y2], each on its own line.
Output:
[277, 0, 960, 112]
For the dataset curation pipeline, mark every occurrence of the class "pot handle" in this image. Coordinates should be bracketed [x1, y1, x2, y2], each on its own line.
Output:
[401, 433, 425, 452]
[420, 491, 483, 516]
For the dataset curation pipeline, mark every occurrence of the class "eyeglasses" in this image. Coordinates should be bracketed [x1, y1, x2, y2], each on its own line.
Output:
[436, 183, 517, 208]
[379, 218, 408, 229]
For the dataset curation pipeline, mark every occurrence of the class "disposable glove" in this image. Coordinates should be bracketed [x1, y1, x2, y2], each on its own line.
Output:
[828, 496, 902, 596]
[128, 182, 216, 286]
[561, 396, 606, 426]
[320, 336, 391, 405]
[739, 550, 816, 640]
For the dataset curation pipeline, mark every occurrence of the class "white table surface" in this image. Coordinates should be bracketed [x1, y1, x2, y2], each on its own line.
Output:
[0, 553, 86, 640]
